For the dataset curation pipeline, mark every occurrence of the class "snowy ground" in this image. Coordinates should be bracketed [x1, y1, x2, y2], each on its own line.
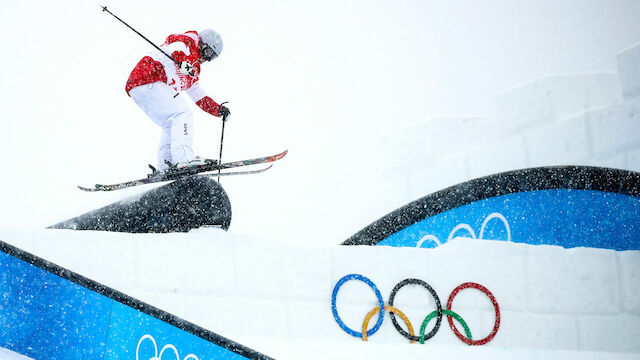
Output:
[1, 1, 639, 359]
[0, 347, 33, 360]
[2, 228, 639, 359]
[1, 1, 640, 246]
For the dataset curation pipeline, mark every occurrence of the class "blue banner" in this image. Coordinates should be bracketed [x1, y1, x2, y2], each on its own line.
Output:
[0, 244, 270, 360]
[378, 189, 640, 250]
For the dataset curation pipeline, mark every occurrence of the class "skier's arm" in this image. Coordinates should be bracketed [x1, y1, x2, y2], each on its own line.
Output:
[186, 82, 222, 117]
[197, 97, 222, 117]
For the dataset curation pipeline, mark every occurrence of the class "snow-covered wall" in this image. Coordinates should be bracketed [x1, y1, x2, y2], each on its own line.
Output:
[618, 43, 640, 100]
[381, 43, 640, 206]
[2, 229, 639, 357]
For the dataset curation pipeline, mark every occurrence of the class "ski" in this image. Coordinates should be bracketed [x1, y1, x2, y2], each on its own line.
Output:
[202, 165, 273, 178]
[78, 150, 287, 192]
[216, 149, 288, 170]
[78, 164, 274, 192]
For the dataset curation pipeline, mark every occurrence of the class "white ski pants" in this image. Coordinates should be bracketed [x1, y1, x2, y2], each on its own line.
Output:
[129, 82, 195, 171]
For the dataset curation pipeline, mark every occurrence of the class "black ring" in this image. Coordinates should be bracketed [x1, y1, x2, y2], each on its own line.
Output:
[388, 278, 442, 342]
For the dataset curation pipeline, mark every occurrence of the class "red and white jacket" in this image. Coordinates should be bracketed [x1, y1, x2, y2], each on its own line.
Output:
[125, 30, 223, 117]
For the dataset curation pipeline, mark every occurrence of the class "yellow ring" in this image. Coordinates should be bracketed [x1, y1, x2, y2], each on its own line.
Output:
[362, 305, 415, 343]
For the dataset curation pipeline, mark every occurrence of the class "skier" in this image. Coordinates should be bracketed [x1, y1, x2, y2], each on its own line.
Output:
[125, 29, 230, 172]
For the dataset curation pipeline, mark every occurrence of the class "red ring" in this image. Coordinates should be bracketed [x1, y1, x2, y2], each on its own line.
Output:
[446, 282, 500, 345]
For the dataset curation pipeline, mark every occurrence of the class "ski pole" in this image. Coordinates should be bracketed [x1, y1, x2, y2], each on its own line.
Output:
[217, 102, 229, 182]
[99, 5, 179, 66]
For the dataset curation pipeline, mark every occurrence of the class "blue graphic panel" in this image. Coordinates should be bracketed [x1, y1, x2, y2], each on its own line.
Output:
[0, 248, 260, 360]
[105, 304, 247, 359]
[378, 190, 640, 250]
[0, 251, 112, 359]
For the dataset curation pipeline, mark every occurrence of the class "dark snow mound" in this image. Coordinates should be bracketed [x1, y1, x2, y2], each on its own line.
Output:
[50, 176, 232, 233]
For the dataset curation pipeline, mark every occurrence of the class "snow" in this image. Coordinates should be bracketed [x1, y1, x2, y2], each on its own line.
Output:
[382, 69, 640, 206]
[585, 97, 640, 158]
[2, 228, 640, 359]
[495, 73, 622, 131]
[0, 347, 34, 360]
[1, 1, 640, 359]
[2, 1, 640, 244]
[618, 42, 640, 100]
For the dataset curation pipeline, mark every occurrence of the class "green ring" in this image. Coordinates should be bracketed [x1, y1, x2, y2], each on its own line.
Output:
[419, 310, 472, 344]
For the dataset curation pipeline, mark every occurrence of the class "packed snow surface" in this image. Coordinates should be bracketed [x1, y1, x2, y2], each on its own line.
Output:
[2, 228, 639, 359]
[1, 2, 639, 359]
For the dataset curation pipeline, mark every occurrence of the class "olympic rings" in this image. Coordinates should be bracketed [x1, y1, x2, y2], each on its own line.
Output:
[447, 282, 501, 345]
[331, 274, 385, 338]
[136, 334, 200, 360]
[420, 309, 471, 344]
[388, 278, 442, 342]
[362, 305, 416, 343]
[331, 274, 500, 345]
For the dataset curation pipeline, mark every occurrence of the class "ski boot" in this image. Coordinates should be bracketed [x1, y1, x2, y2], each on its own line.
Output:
[146, 164, 167, 181]
[163, 157, 218, 179]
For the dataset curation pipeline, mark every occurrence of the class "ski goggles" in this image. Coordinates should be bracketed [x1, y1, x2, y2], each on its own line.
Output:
[199, 43, 218, 62]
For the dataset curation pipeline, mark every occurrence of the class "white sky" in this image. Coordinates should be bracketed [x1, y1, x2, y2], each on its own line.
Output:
[0, 0, 638, 244]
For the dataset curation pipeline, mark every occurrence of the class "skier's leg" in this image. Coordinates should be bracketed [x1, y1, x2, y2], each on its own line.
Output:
[157, 125, 172, 171]
[168, 110, 195, 165]
[129, 82, 194, 169]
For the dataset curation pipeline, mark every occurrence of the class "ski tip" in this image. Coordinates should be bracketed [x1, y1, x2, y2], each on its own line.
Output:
[277, 149, 289, 159]
[78, 183, 107, 192]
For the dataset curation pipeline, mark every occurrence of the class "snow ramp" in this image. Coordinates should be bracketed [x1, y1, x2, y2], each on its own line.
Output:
[345, 166, 640, 250]
[1, 226, 639, 359]
[0, 240, 271, 360]
[50, 176, 232, 233]
[2, 166, 640, 359]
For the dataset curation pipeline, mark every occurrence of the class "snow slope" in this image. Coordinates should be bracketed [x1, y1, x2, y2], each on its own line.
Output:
[0, 347, 33, 360]
[2, 228, 639, 359]
[1, 2, 639, 358]
[2, 1, 640, 246]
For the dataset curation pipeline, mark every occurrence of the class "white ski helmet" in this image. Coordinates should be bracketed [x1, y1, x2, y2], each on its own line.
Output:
[199, 29, 223, 57]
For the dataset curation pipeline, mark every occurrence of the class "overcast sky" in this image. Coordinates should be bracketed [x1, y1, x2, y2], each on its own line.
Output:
[0, 0, 638, 244]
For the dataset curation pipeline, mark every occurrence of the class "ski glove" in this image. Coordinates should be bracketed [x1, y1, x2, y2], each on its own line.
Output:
[219, 105, 231, 122]
[196, 96, 228, 120]
[179, 61, 195, 76]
